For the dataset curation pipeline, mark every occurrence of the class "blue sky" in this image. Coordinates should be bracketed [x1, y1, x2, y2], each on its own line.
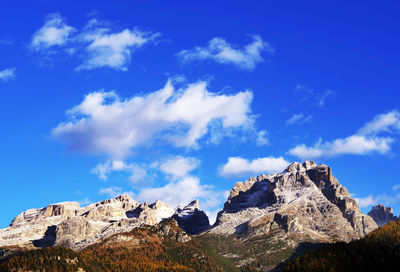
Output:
[1, 0, 400, 227]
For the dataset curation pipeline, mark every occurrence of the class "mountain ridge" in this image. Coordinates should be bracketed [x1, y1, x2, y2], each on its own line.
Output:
[1, 160, 396, 271]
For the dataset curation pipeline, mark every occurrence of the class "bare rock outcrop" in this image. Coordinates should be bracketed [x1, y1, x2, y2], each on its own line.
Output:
[211, 161, 377, 244]
[368, 204, 398, 227]
[173, 200, 210, 234]
[0, 194, 180, 250]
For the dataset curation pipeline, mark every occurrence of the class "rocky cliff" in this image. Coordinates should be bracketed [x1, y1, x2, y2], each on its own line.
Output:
[0, 194, 202, 250]
[368, 204, 398, 227]
[210, 161, 378, 244]
[173, 200, 210, 234]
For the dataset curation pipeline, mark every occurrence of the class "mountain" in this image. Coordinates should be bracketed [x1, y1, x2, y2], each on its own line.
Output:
[0, 219, 223, 272]
[284, 218, 400, 271]
[211, 161, 377, 242]
[0, 194, 206, 251]
[0, 161, 382, 271]
[173, 200, 210, 235]
[368, 204, 399, 227]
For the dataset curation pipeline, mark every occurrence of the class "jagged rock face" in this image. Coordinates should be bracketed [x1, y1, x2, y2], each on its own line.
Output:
[126, 200, 175, 225]
[0, 194, 182, 250]
[211, 161, 378, 243]
[173, 200, 210, 235]
[368, 204, 398, 227]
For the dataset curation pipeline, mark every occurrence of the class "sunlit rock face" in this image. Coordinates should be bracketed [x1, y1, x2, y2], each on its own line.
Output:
[368, 204, 398, 227]
[0, 194, 189, 250]
[211, 161, 377, 244]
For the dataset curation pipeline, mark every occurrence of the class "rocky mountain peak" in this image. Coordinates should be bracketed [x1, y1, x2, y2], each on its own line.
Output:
[285, 160, 317, 173]
[114, 194, 134, 203]
[10, 201, 81, 228]
[184, 200, 200, 210]
[368, 204, 398, 226]
[212, 161, 377, 243]
[173, 200, 210, 235]
[0, 195, 202, 250]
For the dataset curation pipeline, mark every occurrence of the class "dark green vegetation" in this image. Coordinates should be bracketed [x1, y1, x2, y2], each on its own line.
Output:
[0, 227, 320, 272]
[193, 229, 320, 271]
[285, 219, 400, 272]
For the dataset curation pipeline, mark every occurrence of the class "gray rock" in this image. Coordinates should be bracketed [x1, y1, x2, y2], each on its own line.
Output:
[211, 161, 378, 244]
[173, 200, 210, 234]
[368, 204, 398, 226]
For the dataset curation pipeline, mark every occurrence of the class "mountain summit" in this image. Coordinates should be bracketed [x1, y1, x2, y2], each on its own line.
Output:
[211, 161, 377, 243]
[0, 194, 205, 250]
[368, 204, 399, 226]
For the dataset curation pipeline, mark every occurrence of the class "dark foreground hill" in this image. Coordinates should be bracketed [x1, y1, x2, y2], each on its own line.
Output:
[284, 219, 400, 272]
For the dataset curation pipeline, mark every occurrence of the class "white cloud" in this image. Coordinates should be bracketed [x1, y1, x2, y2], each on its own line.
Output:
[0, 68, 16, 82]
[317, 90, 335, 107]
[76, 198, 91, 206]
[99, 186, 135, 199]
[256, 130, 269, 146]
[31, 14, 76, 50]
[286, 113, 312, 126]
[393, 184, 400, 191]
[355, 192, 400, 209]
[289, 136, 392, 160]
[99, 186, 122, 197]
[136, 176, 222, 209]
[30, 15, 159, 71]
[205, 209, 220, 225]
[92, 160, 147, 183]
[77, 19, 159, 71]
[52, 80, 256, 158]
[160, 156, 200, 180]
[288, 110, 400, 160]
[358, 110, 400, 136]
[177, 35, 273, 70]
[219, 156, 290, 177]
[355, 195, 377, 208]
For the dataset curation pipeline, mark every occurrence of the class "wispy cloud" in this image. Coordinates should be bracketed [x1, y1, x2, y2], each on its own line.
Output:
[286, 113, 312, 126]
[159, 156, 200, 180]
[219, 156, 290, 177]
[289, 110, 400, 160]
[52, 80, 258, 159]
[99, 186, 122, 197]
[30, 15, 159, 71]
[355, 195, 377, 208]
[295, 85, 336, 107]
[136, 176, 223, 210]
[355, 192, 400, 209]
[30, 13, 76, 51]
[99, 186, 135, 198]
[177, 35, 273, 70]
[317, 90, 335, 107]
[76, 198, 91, 206]
[0, 68, 16, 82]
[76, 19, 159, 71]
[92, 160, 147, 183]
[256, 130, 269, 146]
